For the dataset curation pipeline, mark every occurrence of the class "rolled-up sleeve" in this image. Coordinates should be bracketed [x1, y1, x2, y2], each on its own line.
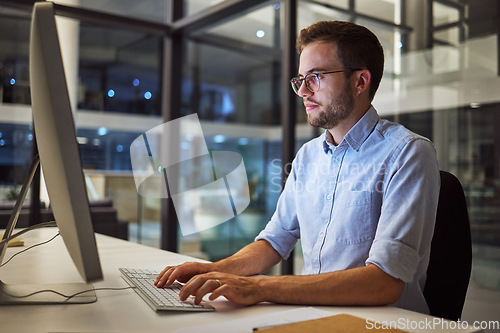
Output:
[366, 138, 440, 282]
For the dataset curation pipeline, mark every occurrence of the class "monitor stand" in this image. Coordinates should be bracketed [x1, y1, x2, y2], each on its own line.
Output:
[0, 155, 96, 305]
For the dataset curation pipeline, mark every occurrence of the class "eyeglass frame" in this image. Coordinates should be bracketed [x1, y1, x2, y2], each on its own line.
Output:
[290, 68, 363, 95]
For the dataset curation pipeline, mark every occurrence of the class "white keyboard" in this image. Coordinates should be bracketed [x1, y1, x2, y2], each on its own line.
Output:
[119, 268, 215, 312]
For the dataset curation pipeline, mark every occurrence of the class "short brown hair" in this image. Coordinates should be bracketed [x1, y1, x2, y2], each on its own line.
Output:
[296, 21, 384, 100]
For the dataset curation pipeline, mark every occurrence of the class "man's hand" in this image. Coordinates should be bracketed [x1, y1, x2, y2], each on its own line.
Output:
[179, 272, 264, 306]
[154, 262, 264, 306]
[154, 262, 212, 288]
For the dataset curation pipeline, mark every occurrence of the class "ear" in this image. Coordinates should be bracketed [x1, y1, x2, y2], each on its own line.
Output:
[354, 69, 371, 96]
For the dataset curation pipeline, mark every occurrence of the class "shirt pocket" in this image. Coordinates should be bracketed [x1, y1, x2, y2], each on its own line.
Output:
[331, 190, 377, 244]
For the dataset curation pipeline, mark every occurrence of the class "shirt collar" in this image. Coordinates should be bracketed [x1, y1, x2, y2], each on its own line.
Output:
[322, 106, 379, 153]
[322, 131, 335, 153]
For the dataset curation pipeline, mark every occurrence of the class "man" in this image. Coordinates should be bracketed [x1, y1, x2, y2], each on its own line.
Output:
[155, 20, 440, 314]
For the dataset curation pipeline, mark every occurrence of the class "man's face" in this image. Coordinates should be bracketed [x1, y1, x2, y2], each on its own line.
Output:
[297, 41, 355, 129]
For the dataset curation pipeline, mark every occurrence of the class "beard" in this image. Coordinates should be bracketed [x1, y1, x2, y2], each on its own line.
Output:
[307, 80, 355, 129]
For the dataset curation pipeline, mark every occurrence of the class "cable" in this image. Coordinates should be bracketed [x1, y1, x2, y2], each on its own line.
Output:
[0, 221, 57, 246]
[0, 229, 136, 301]
[66, 286, 137, 302]
[0, 286, 136, 302]
[0, 232, 60, 268]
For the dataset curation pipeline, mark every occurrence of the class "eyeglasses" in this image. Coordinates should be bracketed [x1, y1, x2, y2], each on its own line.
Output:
[290, 68, 362, 95]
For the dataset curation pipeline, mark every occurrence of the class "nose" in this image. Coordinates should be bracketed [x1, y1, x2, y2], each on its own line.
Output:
[297, 81, 313, 98]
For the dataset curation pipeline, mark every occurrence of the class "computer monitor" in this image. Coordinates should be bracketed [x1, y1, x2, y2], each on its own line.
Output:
[0, 2, 103, 304]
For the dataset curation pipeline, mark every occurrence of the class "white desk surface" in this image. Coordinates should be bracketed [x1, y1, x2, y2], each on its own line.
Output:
[0, 228, 481, 333]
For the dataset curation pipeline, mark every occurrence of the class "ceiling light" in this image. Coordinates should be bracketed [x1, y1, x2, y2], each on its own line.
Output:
[213, 135, 225, 143]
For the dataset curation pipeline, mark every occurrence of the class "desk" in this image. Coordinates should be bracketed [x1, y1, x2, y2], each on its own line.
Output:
[0, 228, 481, 333]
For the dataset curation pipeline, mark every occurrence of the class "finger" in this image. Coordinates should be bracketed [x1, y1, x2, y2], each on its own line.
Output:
[154, 266, 175, 287]
[154, 266, 171, 285]
[193, 279, 222, 305]
[178, 276, 204, 301]
[179, 275, 213, 302]
[155, 267, 169, 282]
[209, 283, 227, 301]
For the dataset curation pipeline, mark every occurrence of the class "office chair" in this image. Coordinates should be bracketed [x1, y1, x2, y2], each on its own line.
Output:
[423, 170, 472, 321]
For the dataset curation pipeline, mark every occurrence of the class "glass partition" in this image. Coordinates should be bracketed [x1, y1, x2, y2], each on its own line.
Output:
[0, 123, 32, 202]
[0, 8, 31, 106]
[356, 0, 398, 22]
[176, 2, 285, 262]
[184, 0, 226, 17]
[75, 20, 163, 244]
[78, 24, 162, 115]
[73, 0, 167, 23]
[0, 6, 33, 220]
[298, 1, 350, 30]
[433, 1, 460, 26]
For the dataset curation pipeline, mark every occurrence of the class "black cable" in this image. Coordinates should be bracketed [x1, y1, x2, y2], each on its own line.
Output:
[0, 232, 60, 268]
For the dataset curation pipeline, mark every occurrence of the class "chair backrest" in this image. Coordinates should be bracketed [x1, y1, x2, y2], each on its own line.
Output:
[423, 170, 472, 321]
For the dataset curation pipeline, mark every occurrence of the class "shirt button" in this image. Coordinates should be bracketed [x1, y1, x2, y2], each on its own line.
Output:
[335, 157, 341, 163]
[326, 194, 332, 200]
[320, 232, 324, 237]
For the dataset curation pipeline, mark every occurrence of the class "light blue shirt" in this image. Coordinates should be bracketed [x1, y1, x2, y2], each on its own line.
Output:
[256, 106, 440, 314]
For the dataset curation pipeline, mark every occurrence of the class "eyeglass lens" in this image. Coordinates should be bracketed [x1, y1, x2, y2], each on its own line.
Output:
[291, 74, 319, 94]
